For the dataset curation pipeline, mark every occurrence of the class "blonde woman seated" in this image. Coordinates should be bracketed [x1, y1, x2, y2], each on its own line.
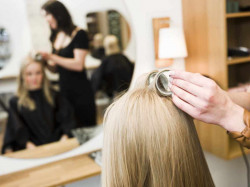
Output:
[2, 54, 76, 154]
[91, 35, 134, 98]
[102, 71, 214, 187]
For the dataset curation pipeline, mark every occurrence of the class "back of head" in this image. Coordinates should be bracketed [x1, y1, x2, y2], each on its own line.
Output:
[102, 73, 214, 187]
[104, 35, 120, 56]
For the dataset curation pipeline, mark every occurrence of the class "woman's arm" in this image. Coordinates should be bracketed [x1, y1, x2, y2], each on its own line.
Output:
[41, 49, 88, 72]
[228, 92, 250, 111]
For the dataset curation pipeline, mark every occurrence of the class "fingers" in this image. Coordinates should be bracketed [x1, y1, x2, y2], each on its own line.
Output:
[170, 70, 212, 87]
[171, 84, 207, 109]
[170, 78, 204, 98]
[172, 93, 200, 119]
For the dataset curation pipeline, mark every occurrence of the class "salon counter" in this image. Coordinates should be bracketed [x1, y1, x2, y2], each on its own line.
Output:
[0, 137, 102, 187]
[4, 138, 79, 159]
[0, 153, 101, 187]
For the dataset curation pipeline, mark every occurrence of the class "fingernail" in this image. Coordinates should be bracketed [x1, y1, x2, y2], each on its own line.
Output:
[169, 71, 175, 77]
[168, 77, 173, 83]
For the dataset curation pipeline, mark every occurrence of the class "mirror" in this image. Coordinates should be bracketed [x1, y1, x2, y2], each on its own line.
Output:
[86, 10, 131, 59]
[86, 10, 134, 124]
[0, 0, 135, 162]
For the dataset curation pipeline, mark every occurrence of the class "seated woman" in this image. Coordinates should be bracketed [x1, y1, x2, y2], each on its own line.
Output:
[91, 35, 134, 98]
[1, 54, 76, 154]
[102, 71, 214, 187]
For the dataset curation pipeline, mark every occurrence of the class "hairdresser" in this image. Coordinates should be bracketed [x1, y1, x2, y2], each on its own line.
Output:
[169, 71, 250, 148]
[40, 0, 96, 128]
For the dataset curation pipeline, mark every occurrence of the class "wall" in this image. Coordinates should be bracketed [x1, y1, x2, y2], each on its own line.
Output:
[0, 0, 31, 79]
[124, 0, 185, 83]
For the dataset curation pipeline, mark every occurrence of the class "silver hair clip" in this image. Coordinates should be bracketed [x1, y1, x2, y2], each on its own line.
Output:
[147, 69, 172, 97]
[31, 51, 43, 62]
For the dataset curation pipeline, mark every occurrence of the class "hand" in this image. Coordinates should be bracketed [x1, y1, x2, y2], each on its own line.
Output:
[47, 60, 57, 67]
[169, 71, 245, 132]
[26, 141, 36, 149]
[60, 134, 69, 141]
[39, 51, 51, 61]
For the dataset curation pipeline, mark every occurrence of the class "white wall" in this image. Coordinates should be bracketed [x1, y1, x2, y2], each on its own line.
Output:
[0, 0, 31, 79]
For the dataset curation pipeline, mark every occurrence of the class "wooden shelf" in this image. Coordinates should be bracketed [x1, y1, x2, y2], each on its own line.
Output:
[227, 56, 250, 65]
[183, 0, 250, 159]
[226, 12, 250, 18]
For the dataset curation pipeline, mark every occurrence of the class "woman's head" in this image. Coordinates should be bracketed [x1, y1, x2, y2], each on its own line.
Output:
[104, 35, 120, 56]
[17, 54, 53, 110]
[22, 59, 43, 91]
[93, 33, 104, 49]
[41, 0, 76, 41]
[102, 72, 214, 187]
[19, 56, 45, 91]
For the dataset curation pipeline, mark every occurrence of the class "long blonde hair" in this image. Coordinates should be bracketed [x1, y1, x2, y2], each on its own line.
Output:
[102, 72, 214, 187]
[17, 55, 54, 110]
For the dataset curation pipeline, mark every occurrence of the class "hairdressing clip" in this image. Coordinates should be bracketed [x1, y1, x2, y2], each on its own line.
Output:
[147, 69, 172, 97]
[34, 53, 43, 61]
[30, 51, 43, 62]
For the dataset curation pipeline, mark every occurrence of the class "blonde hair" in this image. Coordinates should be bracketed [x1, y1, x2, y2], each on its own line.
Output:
[102, 72, 214, 187]
[103, 35, 120, 56]
[17, 55, 54, 110]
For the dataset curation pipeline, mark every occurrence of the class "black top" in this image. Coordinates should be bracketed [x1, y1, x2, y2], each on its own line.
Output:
[1, 89, 76, 153]
[91, 53, 134, 97]
[91, 47, 105, 60]
[52, 29, 96, 127]
[53, 30, 90, 93]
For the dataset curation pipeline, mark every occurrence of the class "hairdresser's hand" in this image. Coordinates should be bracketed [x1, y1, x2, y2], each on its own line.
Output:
[39, 51, 51, 60]
[39, 51, 57, 67]
[169, 71, 245, 132]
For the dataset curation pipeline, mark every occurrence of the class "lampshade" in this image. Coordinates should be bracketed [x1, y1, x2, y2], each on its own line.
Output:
[158, 27, 188, 59]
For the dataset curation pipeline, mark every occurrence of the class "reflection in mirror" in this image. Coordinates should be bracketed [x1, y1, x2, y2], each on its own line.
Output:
[0, 28, 11, 70]
[87, 10, 134, 125]
[0, 3, 135, 161]
[86, 10, 131, 59]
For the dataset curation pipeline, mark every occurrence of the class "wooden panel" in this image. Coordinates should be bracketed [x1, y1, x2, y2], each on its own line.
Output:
[182, 0, 229, 159]
[182, 0, 210, 75]
[207, 0, 228, 89]
[0, 153, 101, 187]
[4, 138, 79, 159]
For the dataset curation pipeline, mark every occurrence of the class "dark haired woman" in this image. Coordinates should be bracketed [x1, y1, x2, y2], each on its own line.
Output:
[40, 0, 96, 128]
